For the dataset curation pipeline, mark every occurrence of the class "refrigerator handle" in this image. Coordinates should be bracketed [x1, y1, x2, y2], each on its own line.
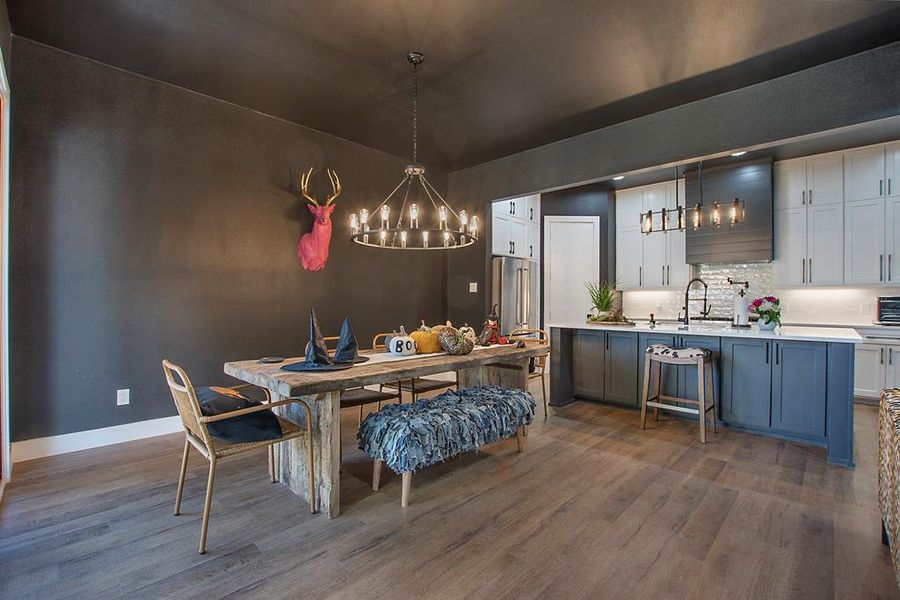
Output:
[515, 268, 523, 326]
[521, 267, 530, 327]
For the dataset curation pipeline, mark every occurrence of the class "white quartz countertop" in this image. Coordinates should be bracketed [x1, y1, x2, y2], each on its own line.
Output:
[547, 321, 864, 344]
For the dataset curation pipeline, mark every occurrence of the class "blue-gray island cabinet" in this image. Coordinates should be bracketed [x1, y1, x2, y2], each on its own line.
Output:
[548, 322, 862, 467]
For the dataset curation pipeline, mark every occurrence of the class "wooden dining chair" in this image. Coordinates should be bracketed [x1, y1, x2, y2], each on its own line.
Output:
[509, 328, 550, 417]
[374, 332, 459, 403]
[322, 335, 401, 423]
[162, 359, 315, 554]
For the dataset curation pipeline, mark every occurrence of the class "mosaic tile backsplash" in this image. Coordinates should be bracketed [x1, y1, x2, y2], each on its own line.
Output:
[622, 262, 886, 326]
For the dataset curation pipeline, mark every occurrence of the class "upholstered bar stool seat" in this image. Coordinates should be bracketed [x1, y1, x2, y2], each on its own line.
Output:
[640, 344, 717, 443]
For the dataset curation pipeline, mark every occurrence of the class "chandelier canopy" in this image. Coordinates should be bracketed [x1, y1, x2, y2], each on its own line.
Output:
[349, 52, 479, 250]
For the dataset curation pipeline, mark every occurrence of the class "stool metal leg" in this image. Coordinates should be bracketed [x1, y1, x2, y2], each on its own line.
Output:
[697, 356, 707, 444]
[640, 352, 651, 430]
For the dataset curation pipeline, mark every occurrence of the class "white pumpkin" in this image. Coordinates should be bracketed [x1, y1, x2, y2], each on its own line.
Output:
[388, 326, 417, 356]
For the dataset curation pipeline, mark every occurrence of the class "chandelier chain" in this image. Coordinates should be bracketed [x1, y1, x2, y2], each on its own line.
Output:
[412, 61, 418, 165]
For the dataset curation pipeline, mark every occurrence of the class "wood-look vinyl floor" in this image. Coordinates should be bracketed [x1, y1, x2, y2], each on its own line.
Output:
[1, 379, 897, 599]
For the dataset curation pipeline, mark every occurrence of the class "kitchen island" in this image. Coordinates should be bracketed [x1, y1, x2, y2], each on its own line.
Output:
[548, 321, 863, 466]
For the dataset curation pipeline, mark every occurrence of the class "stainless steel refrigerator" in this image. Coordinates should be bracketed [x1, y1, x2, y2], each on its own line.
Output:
[491, 256, 538, 335]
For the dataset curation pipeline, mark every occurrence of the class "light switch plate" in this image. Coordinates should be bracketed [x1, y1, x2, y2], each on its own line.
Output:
[469, 282, 478, 293]
[117, 389, 130, 406]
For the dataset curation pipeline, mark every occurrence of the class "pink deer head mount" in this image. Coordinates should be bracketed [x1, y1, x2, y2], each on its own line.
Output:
[297, 167, 341, 272]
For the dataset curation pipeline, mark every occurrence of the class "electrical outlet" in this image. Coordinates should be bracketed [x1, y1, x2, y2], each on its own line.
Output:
[117, 389, 130, 406]
[469, 282, 478, 293]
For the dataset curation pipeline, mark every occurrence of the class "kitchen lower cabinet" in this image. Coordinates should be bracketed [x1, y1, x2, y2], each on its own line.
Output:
[604, 331, 639, 406]
[638, 333, 678, 399]
[771, 341, 826, 438]
[856, 342, 900, 398]
[573, 330, 605, 399]
[676, 336, 721, 403]
[573, 330, 639, 406]
[720, 338, 772, 429]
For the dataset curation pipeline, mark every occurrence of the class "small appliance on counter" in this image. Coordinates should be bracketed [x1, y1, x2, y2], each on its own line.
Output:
[876, 296, 900, 326]
[727, 277, 751, 328]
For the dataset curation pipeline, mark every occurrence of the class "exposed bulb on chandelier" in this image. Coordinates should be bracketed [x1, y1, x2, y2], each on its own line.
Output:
[409, 203, 419, 228]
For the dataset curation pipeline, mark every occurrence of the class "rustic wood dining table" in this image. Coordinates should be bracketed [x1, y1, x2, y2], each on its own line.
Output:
[224, 342, 549, 518]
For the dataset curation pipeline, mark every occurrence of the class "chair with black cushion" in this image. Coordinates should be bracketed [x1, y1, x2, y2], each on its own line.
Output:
[509, 328, 550, 418]
[162, 359, 315, 554]
[374, 333, 458, 403]
[321, 335, 402, 423]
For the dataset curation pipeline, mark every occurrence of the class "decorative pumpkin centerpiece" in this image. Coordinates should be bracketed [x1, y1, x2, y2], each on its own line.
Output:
[388, 326, 417, 356]
[459, 324, 477, 345]
[430, 320, 455, 336]
[438, 326, 474, 355]
[410, 321, 443, 354]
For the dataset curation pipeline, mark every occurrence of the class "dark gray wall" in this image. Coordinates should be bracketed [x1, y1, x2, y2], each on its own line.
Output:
[0, 1, 9, 67]
[10, 39, 448, 441]
[448, 41, 900, 320]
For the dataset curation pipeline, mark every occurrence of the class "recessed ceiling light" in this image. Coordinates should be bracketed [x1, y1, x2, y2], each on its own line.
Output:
[613, 175, 625, 181]
[730, 151, 747, 157]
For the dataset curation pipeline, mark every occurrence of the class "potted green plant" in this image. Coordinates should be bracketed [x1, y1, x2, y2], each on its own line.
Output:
[586, 281, 616, 322]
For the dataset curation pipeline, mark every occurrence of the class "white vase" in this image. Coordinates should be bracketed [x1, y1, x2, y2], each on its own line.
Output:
[756, 319, 777, 331]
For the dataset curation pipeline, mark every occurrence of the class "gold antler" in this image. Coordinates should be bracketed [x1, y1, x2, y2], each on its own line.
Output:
[326, 169, 342, 205]
[300, 167, 319, 206]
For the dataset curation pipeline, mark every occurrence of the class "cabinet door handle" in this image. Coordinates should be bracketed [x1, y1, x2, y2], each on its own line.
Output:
[765, 342, 769, 364]
[808, 258, 812, 283]
[509, 201, 513, 215]
[606, 333, 609, 351]
[802, 190, 806, 205]
[881, 347, 885, 365]
[802, 258, 806, 284]
[808, 189, 813, 204]
[881, 255, 885, 282]
[891, 348, 894, 366]
[509, 241, 513, 254]
[881, 180, 884, 196]
[890, 179, 893, 195]
[662, 265, 665, 285]
[667, 265, 670, 286]
[639, 266, 642, 287]
[530, 207, 534, 220]
[512, 241, 516, 254]
[775, 343, 780, 366]
[890, 254, 893, 282]
[529, 244, 533, 258]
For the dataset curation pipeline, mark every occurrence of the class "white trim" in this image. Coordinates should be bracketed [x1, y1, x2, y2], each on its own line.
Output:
[10, 416, 182, 463]
[0, 44, 10, 481]
[542, 215, 601, 326]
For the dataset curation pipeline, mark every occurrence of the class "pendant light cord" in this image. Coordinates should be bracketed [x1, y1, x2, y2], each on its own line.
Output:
[411, 61, 418, 165]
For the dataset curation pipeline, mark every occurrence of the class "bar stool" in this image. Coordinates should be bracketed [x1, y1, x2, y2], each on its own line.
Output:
[640, 344, 717, 443]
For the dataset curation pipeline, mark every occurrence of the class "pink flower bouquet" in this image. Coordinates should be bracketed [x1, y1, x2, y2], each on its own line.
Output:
[749, 295, 781, 327]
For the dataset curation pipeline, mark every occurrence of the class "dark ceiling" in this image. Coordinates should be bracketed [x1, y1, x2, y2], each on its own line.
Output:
[8, 0, 900, 171]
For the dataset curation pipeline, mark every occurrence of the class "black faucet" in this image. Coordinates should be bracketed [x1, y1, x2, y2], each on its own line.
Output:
[682, 277, 711, 325]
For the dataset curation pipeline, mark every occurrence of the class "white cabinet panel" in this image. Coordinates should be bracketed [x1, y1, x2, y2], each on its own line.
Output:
[855, 344, 885, 398]
[492, 213, 511, 255]
[526, 222, 540, 260]
[508, 219, 527, 257]
[887, 197, 900, 284]
[845, 146, 885, 202]
[615, 188, 644, 232]
[888, 347, 900, 389]
[616, 228, 643, 289]
[807, 203, 843, 285]
[667, 230, 690, 288]
[807, 153, 843, 206]
[526, 195, 540, 223]
[887, 143, 900, 198]
[642, 231, 667, 288]
[844, 199, 885, 284]
[774, 159, 807, 210]
[510, 196, 527, 219]
[773, 207, 806, 286]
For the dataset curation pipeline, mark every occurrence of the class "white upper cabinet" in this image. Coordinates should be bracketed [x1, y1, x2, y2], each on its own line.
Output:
[615, 188, 643, 232]
[886, 196, 900, 284]
[807, 153, 843, 206]
[774, 159, 807, 209]
[491, 194, 541, 259]
[845, 145, 886, 202]
[774, 153, 842, 210]
[888, 142, 900, 198]
[844, 198, 885, 284]
[615, 179, 689, 290]
[806, 203, 843, 285]
[773, 207, 806, 286]
[616, 228, 643, 288]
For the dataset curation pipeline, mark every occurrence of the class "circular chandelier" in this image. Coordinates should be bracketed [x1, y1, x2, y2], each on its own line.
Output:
[349, 52, 479, 250]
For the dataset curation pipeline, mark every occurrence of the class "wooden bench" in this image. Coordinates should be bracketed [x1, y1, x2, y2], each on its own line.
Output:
[358, 385, 535, 507]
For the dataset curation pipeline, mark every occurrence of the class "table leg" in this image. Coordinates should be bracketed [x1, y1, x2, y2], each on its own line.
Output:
[273, 390, 342, 518]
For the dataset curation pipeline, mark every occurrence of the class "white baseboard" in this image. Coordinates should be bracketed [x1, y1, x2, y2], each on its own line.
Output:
[11, 415, 182, 463]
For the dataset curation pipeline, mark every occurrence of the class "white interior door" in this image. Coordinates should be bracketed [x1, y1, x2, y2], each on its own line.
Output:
[544, 216, 600, 325]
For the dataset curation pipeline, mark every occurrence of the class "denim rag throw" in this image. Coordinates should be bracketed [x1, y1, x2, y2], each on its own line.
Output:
[357, 385, 536, 474]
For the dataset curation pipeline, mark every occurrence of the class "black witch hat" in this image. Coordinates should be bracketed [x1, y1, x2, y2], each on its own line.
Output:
[282, 309, 353, 372]
[333, 317, 369, 363]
